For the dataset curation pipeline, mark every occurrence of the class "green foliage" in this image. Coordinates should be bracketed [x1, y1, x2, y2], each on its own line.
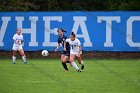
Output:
[118, 0, 140, 10]
[0, 0, 140, 11]
[0, 0, 39, 11]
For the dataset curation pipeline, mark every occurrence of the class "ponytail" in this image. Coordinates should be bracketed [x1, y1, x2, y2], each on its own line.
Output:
[71, 32, 75, 37]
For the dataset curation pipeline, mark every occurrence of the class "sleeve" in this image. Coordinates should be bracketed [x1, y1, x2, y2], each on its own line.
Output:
[21, 35, 24, 40]
[13, 34, 16, 40]
[77, 38, 81, 46]
[65, 38, 69, 43]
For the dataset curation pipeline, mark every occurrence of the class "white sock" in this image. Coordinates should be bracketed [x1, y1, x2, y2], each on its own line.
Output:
[81, 61, 84, 65]
[12, 56, 16, 63]
[22, 55, 27, 62]
[71, 62, 79, 70]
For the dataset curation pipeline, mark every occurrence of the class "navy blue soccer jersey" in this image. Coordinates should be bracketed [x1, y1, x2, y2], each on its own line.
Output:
[58, 35, 70, 52]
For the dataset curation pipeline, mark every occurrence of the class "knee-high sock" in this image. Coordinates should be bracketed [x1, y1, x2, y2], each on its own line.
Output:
[62, 62, 68, 70]
[12, 56, 16, 63]
[81, 61, 84, 65]
[71, 62, 79, 70]
[22, 55, 27, 62]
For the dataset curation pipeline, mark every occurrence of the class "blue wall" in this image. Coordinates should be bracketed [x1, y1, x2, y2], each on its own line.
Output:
[0, 12, 140, 51]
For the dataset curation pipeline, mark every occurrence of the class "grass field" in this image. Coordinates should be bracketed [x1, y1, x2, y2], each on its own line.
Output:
[0, 59, 140, 93]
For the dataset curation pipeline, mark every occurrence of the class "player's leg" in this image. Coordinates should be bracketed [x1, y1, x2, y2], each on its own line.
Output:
[66, 59, 70, 63]
[61, 54, 65, 62]
[66, 51, 70, 63]
[63, 51, 70, 63]
[12, 45, 17, 64]
[63, 56, 69, 63]
[61, 54, 68, 71]
[12, 50, 17, 64]
[19, 48, 27, 64]
[62, 55, 69, 71]
[70, 54, 81, 72]
[77, 54, 84, 70]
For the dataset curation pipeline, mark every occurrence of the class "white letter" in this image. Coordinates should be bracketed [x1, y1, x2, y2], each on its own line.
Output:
[72, 16, 92, 47]
[127, 16, 140, 47]
[16, 16, 38, 46]
[0, 17, 11, 46]
[98, 16, 120, 47]
[43, 16, 62, 47]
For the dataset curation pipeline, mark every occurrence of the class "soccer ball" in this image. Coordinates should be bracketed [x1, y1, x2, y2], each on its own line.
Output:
[42, 50, 49, 56]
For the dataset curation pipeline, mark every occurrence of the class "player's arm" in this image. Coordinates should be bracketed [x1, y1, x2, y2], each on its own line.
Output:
[21, 35, 24, 44]
[14, 39, 18, 44]
[21, 40, 24, 44]
[55, 38, 61, 52]
[79, 45, 82, 52]
[64, 38, 69, 51]
[77, 39, 82, 57]
[78, 45, 82, 57]
[63, 41, 67, 51]
[55, 43, 60, 52]
[13, 35, 18, 44]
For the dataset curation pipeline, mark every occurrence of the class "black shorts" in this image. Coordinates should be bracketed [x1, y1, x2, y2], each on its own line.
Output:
[62, 51, 70, 57]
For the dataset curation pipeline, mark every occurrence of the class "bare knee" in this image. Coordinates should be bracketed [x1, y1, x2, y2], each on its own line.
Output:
[62, 58, 67, 63]
[63, 55, 68, 63]
[13, 51, 17, 56]
[19, 50, 25, 56]
[61, 55, 65, 62]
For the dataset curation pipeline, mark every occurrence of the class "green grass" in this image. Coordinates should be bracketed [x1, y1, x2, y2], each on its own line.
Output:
[0, 59, 140, 93]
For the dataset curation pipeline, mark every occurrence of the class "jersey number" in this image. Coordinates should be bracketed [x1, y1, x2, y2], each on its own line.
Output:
[71, 45, 75, 49]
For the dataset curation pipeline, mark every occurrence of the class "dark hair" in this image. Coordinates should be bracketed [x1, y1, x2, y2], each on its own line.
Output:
[57, 28, 66, 33]
[71, 32, 75, 37]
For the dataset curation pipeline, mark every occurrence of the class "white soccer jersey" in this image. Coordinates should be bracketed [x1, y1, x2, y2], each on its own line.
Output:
[66, 38, 81, 53]
[13, 34, 23, 47]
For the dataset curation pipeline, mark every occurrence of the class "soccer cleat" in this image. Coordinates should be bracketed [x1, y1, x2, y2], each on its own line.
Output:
[78, 69, 82, 72]
[81, 65, 84, 70]
[65, 69, 69, 72]
[24, 62, 27, 64]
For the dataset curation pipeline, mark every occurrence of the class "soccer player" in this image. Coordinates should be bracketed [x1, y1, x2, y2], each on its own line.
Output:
[65, 32, 84, 72]
[55, 28, 70, 71]
[12, 28, 27, 64]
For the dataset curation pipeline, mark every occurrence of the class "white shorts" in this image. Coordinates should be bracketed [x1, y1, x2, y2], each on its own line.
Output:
[70, 51, 82, 57]
[12, 45, 23, 51]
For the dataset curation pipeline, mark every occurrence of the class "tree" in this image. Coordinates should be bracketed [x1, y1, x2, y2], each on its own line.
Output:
[0, 0, 140, 11]
[0, 0, 39, 11]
